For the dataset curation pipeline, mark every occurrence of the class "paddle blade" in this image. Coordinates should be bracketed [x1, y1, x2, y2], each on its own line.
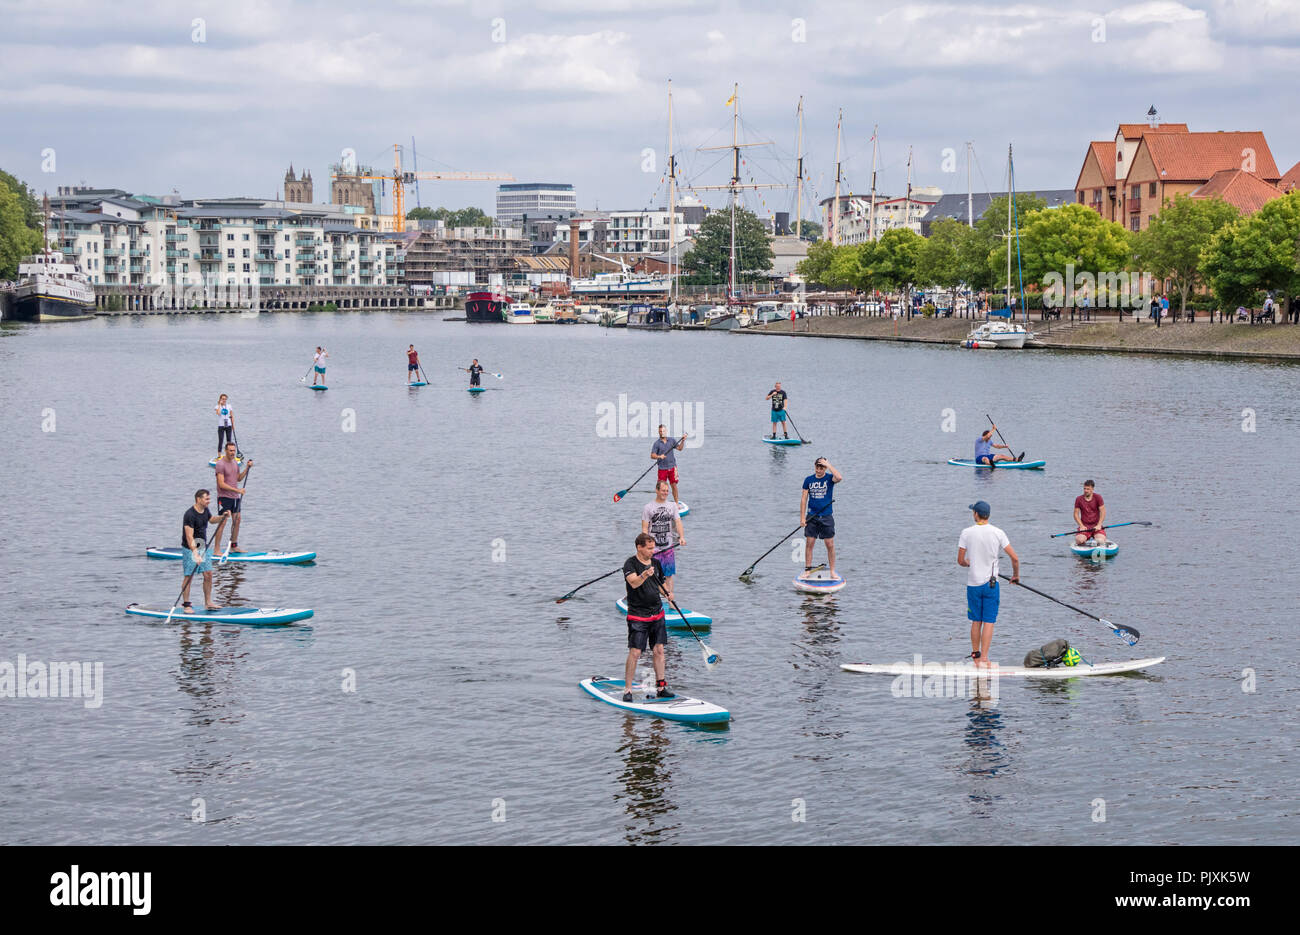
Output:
[554, 593, 574, 604]
[701, 644, 720, 669]
[739, 566, 755, 580]
[612, 490, 627, 502]
[1103, 619, 1140, 646]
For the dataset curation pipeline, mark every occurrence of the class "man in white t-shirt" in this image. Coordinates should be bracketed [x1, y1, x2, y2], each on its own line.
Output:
[642, 480, 685, 602]
[957, 500, 1020, 667]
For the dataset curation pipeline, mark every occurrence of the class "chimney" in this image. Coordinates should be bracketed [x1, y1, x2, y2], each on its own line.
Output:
[569, 217, 581, 280]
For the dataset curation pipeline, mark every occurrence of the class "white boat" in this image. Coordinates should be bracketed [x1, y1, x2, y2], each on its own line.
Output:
[601, 306, 629, 328]
[506, 301, 534, 324]
[734, 309, 753, 328]
[532, 303, 554, 323]
[576, 305, 603, 324]
[962, 319, 1030, 349]
[13, 251, 95, 322]
[703, 305, 737, 330]
[571, 270, 671, 298]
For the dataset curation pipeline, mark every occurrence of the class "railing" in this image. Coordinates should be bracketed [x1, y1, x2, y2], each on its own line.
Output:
[104, 247, 123, 257]
[1128, 197, 1141, 213]
[166, 250, 188, 258]
[255, 252, 277, 261]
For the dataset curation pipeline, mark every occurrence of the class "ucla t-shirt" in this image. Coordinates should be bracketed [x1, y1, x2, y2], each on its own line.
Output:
[803, 473, 835, 517]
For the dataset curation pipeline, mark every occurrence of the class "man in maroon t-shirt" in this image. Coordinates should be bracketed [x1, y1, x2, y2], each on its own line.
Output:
[1073, 480, 1106, 545]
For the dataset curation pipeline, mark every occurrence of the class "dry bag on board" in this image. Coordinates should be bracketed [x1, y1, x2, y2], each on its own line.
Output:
[1024, 638, 1071, 668]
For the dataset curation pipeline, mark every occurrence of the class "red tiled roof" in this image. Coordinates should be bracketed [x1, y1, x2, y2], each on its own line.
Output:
[1091, 141, 1117, 187]
[1280, 160, 1300, 193]
[1192, 169, 1282, 215]
[1117, 123, 1188, 139]
[1139, 131, 1280, 183]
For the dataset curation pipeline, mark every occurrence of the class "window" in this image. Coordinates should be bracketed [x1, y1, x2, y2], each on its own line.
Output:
[242, 264, 250, 272]
[183, 263, 189, 272]
[227, 249, 235, 258]
[242, 249, 250, 258]
[242, 233, 250, 241]
[227, 233, 234, 241]
[1132, 185, 1141, 199]
[227, 264, 235, 272]
[1131, 217, 1140, 232]
[1149, 182, 1156, 197]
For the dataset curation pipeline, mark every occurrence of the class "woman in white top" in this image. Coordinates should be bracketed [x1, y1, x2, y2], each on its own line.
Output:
[312, 347, 329, 386]
[214, 394, 235, 455]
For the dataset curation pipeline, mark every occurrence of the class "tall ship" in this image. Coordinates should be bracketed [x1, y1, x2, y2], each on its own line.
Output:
[464, 290, 509, 323]
[13, 252, 95, 322]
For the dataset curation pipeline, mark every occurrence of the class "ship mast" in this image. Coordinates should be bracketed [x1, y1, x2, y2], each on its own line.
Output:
[1006, 144, 1013, 312]
[667, 79, 676, 306]
[831, 110, 842, 247]
[869, 125, 878, 242]
[966, 141, 974, 228]
[794, 96, 805, 238]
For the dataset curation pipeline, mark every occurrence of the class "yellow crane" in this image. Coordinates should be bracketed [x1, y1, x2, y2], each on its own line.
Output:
[335, 144, 513, 233]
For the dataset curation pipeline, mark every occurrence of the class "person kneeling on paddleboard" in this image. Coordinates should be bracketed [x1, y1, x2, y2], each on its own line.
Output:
[181, 490, 231, 613]
[765, 382, 789, 439]
[1073, 480, 1107, 546]
[974, 428, 1017, 466]
[801, 457, 841, 576]
[957, 500, 1020, 668]
[623, 533, 674, 702]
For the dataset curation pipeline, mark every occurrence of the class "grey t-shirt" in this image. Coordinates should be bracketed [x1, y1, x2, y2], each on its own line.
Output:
[650, 437, 678, 470]
[642, 499, 678, 548]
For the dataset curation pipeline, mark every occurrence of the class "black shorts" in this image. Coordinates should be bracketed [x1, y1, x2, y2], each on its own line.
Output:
[805, 514, 835, 540]
[218, 496, 242, 514]
[626, 613, 667, 651]
[408, 362, 418, 371]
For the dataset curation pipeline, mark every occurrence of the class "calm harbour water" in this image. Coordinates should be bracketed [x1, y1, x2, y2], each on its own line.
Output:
[1, 311, 1296, 844]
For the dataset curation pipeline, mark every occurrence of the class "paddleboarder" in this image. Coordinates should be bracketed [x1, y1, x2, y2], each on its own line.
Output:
[312, 346, 328, 386]
[623, 532, 674, 702]
[801, 457, 842, 576]
[974, 427, 1018, 466]
[461, 359, 484, 387]
[765, 381, 790, 439]
[642, 479, 686, 603]
[1073, 480, 1107, 546]
[181, 489, 231, 613]
[214, 393, 235, 456]
[213, 442, 252, 553]
[407, 345, 422, 384]
[650, 424, 688, 505]
[957, 500, 1021, 667]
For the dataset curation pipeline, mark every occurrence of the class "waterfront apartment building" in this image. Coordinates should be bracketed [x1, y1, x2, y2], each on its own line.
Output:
[1074, 122, 1283, 230]
[400, 225, 530, 288]
[605, 201, 706, 254]
[495, 183, 577, 224]
[820, 187, 942, 244]
[48, 190, 390, 288]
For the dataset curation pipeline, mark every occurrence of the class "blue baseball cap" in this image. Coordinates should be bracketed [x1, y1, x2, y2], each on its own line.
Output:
[969, 500, 991, 518]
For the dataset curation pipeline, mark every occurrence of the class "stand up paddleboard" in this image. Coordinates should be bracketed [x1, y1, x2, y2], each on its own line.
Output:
[947, 458, 1046, 469]
[763, 436, 802, 446]
[125, 604, 313, 625]
[842, 657, 1165, 678]
[793, 569, 846, 594]
[207, 456, 244, 468]
[579, 677, 730, 724]
[408, 381, 429, 387]
[615, 599, 711, 628]
[1070, 539, 1120, 559]
[677, 502, 689, 517]
[308, 385, 328, 391]
[146, 547, 316, 565]
[468, 386, 487, 394]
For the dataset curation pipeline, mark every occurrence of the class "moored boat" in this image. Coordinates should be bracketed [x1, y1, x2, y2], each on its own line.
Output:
[962, 319, 1030, 349]
[506, 301, 534, 324]
[465, 290, 509, 323]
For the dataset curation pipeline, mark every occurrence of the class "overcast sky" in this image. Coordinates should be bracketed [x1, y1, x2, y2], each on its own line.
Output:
[3, 0, 1298, 223]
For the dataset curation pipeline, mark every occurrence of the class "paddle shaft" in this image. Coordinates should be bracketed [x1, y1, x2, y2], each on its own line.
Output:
[985, 413, 1014, 454]
[555, 543, 678, 603]
[614, 461, 658, 502]
[1050, 520, 1151, 538]
[740, 499, 833, 578]
[166, 514, 231, 622]
[656, 581, 718, 665]
[997, 574, 1137, 642]
[784, 411, 809, 443]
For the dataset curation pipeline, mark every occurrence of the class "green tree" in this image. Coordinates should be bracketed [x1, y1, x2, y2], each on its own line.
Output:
[1131, 194, 1240, 315]
[971, 193, 1047, 297]
[1202, 192, 1300, 313]
[407, 206, 494, 228]
[0, 178, 43, 279]
[871, 228, 922, 293]
[795, 219, 823, 241]
[0, 169, 41, 229]
[1019, 203, 1131, 304]
[827, 244, 866, 290]
[680, 207, 774, 286]
[796, 239, 835, 285]
[916, 218, 967, 308]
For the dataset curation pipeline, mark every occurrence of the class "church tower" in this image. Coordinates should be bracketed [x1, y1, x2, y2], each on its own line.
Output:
[284, 165, 313, 203]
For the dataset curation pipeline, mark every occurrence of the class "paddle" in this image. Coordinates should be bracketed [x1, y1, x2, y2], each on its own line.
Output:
[1049, 521, 1152, 538]
[164, 512, 231, 624]
[785, 411, 812, 444]
[986, 413, 1023, 462]
[458, 367, 503, 380]
[739, 499, 833, 579]
[232, 428, 243, 461]
[613, 462, 657, 502]
[998, 574, 1140, 646]
[658, 582, 719, 669]
[419, 364, 430, 385]
[298, 363, 314, 384]
[554, 544, 679, 603]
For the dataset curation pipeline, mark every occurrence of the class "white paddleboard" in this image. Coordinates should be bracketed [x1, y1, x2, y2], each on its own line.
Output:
[677, 501, 689, 517]
[841, 657, 1165, 678]
[579, 677, 730, 723]
[793, 569, 845, 594]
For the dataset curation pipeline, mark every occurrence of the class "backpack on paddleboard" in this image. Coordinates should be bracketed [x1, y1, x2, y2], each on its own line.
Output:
[1023, 638, 1071, 668]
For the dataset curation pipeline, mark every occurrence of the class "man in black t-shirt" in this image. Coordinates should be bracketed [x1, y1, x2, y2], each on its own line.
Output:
[181, 489, 231, 613]
[765, 382, 789, 439]
[622, 532, 674, 702]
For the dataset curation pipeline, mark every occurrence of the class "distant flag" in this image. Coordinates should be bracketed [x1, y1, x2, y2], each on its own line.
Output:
[725, 92, 736, 107]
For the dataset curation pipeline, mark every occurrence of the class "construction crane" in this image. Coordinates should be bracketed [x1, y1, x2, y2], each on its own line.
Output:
[334, 144, 514, 233]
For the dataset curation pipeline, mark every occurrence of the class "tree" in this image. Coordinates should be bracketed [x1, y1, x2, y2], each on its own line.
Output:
[0, 169, 41, 230]
[916, 218, 967, 308]
[870, 228, 922, 293]
[407, 206, 494, 228]
[1018, 203, 1131, 302]
[0, 178, 43, 279]
[971, 193, 1047, 295]
[1131, 194, 1240, 315]
[796, 239, 835, 285]
[827, 244, 866, 290]
[795, 219, 823, 241]
[1202, 192, 1300, 313]
[680, 207, 774, 287]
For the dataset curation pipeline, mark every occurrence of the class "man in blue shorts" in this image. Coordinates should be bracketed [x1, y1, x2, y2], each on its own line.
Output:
[765, 382, 789, 439]
[181, 489, 231, 613]
[622, 532, 674, 702]
[974, 427, 1018, 465]
[957, 500, 1020, 667]
[801, 457, 842, 575]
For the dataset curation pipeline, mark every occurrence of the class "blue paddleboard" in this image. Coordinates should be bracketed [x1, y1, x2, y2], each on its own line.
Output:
[615, 599, 711, 628]
[947, 458, 1046, 469]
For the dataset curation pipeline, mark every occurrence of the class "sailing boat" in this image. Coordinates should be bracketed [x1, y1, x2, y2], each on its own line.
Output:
[963, 144, 1030, 349]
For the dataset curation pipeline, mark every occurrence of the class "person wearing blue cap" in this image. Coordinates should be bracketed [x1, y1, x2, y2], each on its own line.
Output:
[957, 500, 1020, 666]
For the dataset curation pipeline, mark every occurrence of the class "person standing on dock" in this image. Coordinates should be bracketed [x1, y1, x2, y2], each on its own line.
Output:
[1073, 480, 1107, 546]
[766, 382, 790, 439]
[801, 457, 842, 576]
[642, 479, 686, 604]
[181, 490, 231, 613]
[214, 442, 252, 554]
[214, 394, 235, 455]
[312, 347, 328, 386]
[958, 500, 1020, 667]
[650, 424, 687, 505]
[622, 532, 674, 702]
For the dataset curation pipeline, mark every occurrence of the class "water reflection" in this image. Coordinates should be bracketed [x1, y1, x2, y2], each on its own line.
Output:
[614, 716, 677, 844]
[960, 690, 1011, 817]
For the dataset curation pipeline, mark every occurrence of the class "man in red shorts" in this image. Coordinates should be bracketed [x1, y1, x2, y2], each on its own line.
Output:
[649, 424, 688, 505]
[1073, 480, 1107, 546]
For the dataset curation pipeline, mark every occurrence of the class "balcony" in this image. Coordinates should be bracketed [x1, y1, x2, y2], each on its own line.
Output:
[129, 265, 143, 273]
[255, 252, 277, 262]
[166, 233, 184, 243]
[166, 249, 189, 258]
[130, 248, 146, 257]
[104, 247, 123, 257]
[1128, 196, 1141, 214]
[199, 236, 221, 248]
[199, 249, 221, 261]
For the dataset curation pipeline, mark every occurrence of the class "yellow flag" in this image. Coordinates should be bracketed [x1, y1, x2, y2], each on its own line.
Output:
[725, 92, 736, 107]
